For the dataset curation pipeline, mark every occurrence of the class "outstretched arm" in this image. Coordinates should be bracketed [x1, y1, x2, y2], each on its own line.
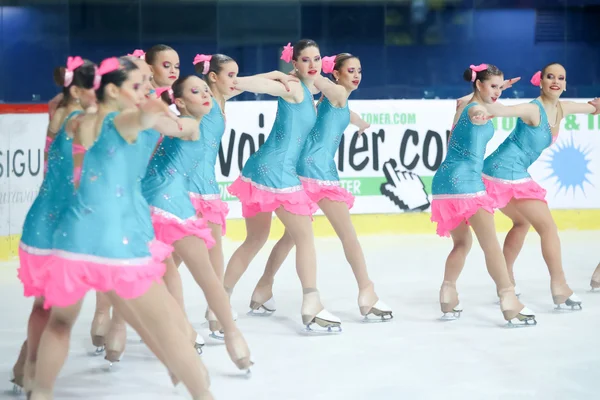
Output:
[234, 78, 304, 102]
[153, 117, 198, 140]
[114, 99, 180, 143]
[313, 75, 347, 106]
[480, 102, 539, 123]
[561, 98, 599, 115]
[350, 111, 370, 134]
[467, 105, 494, 126]
[456, 77, 521, 109]
[227, 71, 298, 100]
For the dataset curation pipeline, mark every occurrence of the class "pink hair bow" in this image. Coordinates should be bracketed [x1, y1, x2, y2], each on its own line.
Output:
[469, 63, 488, 82]
[193, 54, 212, 75]
[530, 71, 542, 86]
[93, 57, 121, 90]
[155, 86, 175, 103]
[322, 55, 336, 74]
[128, 49, 146, 60]
[281, 43, 293, 63]
[64, 56, 85, 87]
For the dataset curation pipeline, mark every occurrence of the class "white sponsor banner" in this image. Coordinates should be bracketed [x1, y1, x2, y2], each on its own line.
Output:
[0, 114, 46, 236]
[1, 99, 599, 237]
[218, 98, 600, 216]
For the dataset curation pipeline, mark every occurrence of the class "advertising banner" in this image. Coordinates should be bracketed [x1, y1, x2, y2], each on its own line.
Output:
[1, 98, 599, 237]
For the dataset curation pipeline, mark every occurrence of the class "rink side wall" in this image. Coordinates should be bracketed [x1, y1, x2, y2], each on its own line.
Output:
[2, 100, 600, 260]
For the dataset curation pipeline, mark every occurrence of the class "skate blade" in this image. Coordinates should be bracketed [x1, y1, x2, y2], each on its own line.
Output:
[505, 314, 537, 328]
[194, 343, 204, 355]
[303, 318, 342, 335]
[209, 331, 225, 341]
[105, 357, 123, 371]
[440, 310, 462, 321]
[12, 383, 23, 394]
[554, 302, 583, 312]
[246, 307, 275, 317]
[10, 377, 23, 394]
[88, 345, 105, 356]
[361, 312, 393, 323]
[302, 324, 342, 335]
[104, 350, 124, 370]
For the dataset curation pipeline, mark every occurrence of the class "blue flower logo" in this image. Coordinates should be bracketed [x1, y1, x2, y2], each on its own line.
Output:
[544, 134, 593, 197]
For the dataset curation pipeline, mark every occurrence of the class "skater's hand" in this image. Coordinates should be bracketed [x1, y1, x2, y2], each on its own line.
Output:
[137, 98, 182, 132]
[354, 120, 370, 136]
[472, 111, 493, 123]
[275, 73, 300, 92]
[469, 106, 493, 124]
[502, 77, 521, 90]
[48, 93, 64, 118]
[588, 97, 600, 115]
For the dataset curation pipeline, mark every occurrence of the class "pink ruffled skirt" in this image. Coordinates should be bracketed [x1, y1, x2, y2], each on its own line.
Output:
[189, 193, 229, 235]
[430, 191, 496, 237]
[300, 177, 355, 210]
[18, 243, 52, 298]
[37, 239, 173, 309]
[482, 174, 547, 209]
[227, 176, 318, 218]
[150, 207, 216, 249]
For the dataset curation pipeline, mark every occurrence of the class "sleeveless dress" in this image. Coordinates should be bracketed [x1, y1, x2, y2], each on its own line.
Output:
[297, 97, 354, 209]
[133, 128, 163, 244]
[141, 118, 216, 248]
[482, 99, 554, 208]
[228, 81, 319, 217]
[40, 112, 172, 309]
[188, 98, 229, 234]
[431, 103, 496, 237]
[18, 111, 85, 297]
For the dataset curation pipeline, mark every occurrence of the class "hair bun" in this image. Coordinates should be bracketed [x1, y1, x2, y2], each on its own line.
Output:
[53, 66, 66, 87]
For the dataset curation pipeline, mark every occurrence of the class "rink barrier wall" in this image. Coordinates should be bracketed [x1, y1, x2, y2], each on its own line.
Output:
[2, 210, 600, 260]
[2, 100, 600, 260]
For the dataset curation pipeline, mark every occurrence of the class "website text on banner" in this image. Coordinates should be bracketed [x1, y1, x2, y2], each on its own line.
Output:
[1, 99, 599, 241]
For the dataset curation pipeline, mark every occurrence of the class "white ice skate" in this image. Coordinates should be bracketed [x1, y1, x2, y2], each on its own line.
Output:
[248, 284, 276, 316]
[205, 308, 224, 341]
[9, 371, 23, 394]
[552, 287, 583, 311]
[195, 333, 206, 353]
[358, 283, 393, 322]
[224, 330, 253, 376]
[90, 309, 111, 355]
[105, 320, 126, 369]
[499, 287, 536, 327]
[301, 290, 342, 334]
[440, 281, 462, 320]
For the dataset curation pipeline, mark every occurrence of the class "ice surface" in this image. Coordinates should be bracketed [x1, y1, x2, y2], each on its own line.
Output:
[1, 231, 599, 399]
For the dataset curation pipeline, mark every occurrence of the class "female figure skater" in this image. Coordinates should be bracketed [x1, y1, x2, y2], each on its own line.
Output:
[224, 39, 342, 332]
[431, 63, 536, 326]
[90, 54, 206, 366]
[141, 74, 252, 368]
[246, 53, 392, 322]
[480, 63, 599, 309]
[11, 57, 97, 393]
[145, 44, 180, 89]
[165, 53, 299, 338]
[28, 57, 219, 399]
